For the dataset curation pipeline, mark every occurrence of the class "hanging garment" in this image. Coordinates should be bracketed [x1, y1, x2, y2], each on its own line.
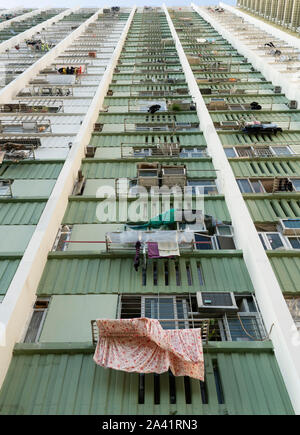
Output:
[157, 241, 180, 257]
[134, 241, 141, 271]
[147, 242, 160, 258]
[93, 318, 204, 380]
[128, 208, 177, 230]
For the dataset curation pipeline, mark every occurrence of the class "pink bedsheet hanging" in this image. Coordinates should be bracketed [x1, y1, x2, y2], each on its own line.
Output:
[93, 317, 204, 380]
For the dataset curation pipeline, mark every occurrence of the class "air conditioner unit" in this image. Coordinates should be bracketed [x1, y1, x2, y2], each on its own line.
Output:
[196, 292, 238, 312]
[288, 100, 298, 109]
[220, 121, 240, 128]
[162, 165, 186, 188]
[278, 219, 300, 235]
[274, 86, 281, 94]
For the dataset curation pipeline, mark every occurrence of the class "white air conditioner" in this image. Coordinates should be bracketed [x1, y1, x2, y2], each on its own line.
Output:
[196, 292, 238, 312]
[220, 121, 239, 127]
[278, 219, 300, 235]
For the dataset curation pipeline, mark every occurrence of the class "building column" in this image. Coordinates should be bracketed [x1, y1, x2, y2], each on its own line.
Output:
[270, 0, 279, 20]
[283, 0, 294, 26]
[276, 0, 286, 24]
[291, 0, 300, 28]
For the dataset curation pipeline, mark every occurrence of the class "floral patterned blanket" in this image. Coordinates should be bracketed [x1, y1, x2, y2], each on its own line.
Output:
[93, 317, 204, 380]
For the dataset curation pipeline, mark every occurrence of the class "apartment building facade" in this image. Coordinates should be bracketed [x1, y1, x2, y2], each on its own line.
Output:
[0, 5, 298, 415]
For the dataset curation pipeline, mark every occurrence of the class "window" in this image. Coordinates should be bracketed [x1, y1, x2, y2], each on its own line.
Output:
[24, 299, 49, 343]
[285, 297, 300, 329]
[134, 148, 152, 157]
[52, 225, 72, 251]
[224, 147, 236, 158]
[287, 237, 300, 249]
[237, 179, 252, 193]
[222, 295, 265, 342]
[271, 146, 292, 156]
[142, 296, 189, 329]
[250, 180, 265, 193]
[237, 179, 264, 193]
[0, 181, 11, 196]
[187, 180, 218, 195]
[216, 236, 235, 250]
[194, 233, 213, 250]
[281, 219, 300, 230]
[119, 294, 265, 342]
[258, 232, 285, 250]
[216, 225, 233, 236]
[180, 147, 206, 158]
[225, 316, 263, 341]
[235, 147, 252, 158]
[291, 179, 300, 191]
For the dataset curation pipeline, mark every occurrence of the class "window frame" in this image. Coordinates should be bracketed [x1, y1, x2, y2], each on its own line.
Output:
[141, 295, 189, 329]
[258, 232, 288, 250]
[187, 179, 218, 195]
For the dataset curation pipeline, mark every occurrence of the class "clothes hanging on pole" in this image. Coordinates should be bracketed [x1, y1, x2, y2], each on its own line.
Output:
[134, 241, 141, 271]
[93, 317, 204, 380]
[147, 242, 160, 258]
[157, 241, 180, 257]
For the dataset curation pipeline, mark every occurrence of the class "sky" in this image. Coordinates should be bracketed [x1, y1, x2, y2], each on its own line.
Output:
[0, 1, 236, 10]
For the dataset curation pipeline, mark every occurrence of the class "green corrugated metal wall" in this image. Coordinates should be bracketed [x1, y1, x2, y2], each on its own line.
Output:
[0, 344, 293, 415]
[269, 254, 300, 294]
[0, 259, 21, 296]
[63, 197, 231, 224]
[230, 159, 300, 178]
[89, 133, 207, 147]
[37, 253, 254, 296]
[244, 196, 300, 222]
[81, 160, 216, 179]
[0, 201, 46, 225]
[0, 163, 63, 180]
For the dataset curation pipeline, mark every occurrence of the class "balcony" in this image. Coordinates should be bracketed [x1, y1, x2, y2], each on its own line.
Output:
[91, 293, 266, 344]
[0, 118, 52, 134]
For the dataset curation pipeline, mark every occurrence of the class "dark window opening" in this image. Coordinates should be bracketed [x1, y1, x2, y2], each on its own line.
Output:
[138, 374, 145, 404]
[153, 262, 158, 286]
[184, 376, 192, 404]
[164, 262, 169, 286]
[169, 371, 176, 404]
[175, 263, 181, 286]
[186, 262, 193, 286]
[200, 380, 208, 404]
[154, 373, 160, 404]
[213, 360, 225, 404]
[197, 262, 204, 285]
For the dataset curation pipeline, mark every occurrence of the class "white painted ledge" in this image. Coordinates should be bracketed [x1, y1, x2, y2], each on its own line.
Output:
[0, 6, 136, 390]
[0, 7, 80, 53]
[191, 4, 300, 117]
[168, 3, 300, 414]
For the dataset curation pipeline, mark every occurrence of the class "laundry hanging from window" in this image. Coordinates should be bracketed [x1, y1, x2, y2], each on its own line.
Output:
[93, 318, 204, 380]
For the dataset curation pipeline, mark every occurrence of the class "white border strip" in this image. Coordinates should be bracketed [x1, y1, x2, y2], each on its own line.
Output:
[0, 6, 136, 388]
[165, 3, 300, 414]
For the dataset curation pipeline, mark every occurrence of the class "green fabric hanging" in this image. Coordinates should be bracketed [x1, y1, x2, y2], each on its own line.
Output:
[128, 208, 176, 230]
